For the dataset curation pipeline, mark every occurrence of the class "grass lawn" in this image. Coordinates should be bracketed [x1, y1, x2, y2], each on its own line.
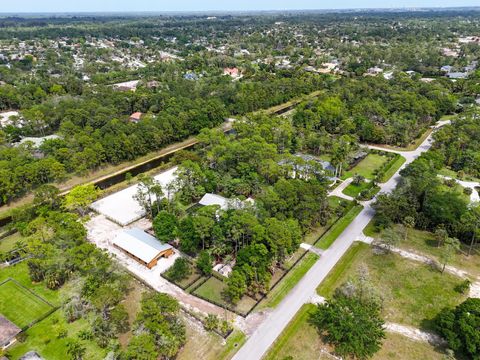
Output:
[0, 262, 74, 306]
[0, 232, 24, 253]
[315, 205, 363, 250]
[7, 310, 108, 360]
[317, 242, 466, 329]
[258, 253, 319, 310]
[0, 280, 53, 329]
[380, 155, 406, 183]
[342, 181, 372, 197]
[193, 277, 257, 315]
[265, 302, 445, 360]
[2, 262, 107, 359]
[343, 153, 388, 180]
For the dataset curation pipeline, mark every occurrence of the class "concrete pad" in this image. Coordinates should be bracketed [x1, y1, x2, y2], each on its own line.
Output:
[90, 167, 177, 226]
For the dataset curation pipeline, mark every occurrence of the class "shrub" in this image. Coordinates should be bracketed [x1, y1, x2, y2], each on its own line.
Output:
[204, 314, 219, 331]
[434, 298, 480, 359]
[197, 250, 213, 276]
[454, 279, 471, 294]
[166, 257, 192, 282]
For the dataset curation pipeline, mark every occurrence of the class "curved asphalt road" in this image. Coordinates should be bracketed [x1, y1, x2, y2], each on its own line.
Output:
[232, 120, 450, 360]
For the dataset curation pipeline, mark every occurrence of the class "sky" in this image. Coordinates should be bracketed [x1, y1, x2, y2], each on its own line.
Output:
[1, 0, 479, 13]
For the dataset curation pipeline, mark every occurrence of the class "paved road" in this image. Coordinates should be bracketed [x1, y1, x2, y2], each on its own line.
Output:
[232, 120, 449, 360]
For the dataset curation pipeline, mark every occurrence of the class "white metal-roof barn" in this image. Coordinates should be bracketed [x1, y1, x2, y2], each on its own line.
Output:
[112, 228, 174, 269]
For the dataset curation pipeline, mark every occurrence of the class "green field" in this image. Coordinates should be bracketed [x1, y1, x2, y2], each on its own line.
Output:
[0, 279, 53, 329]
[315, 205, 363, 250]
[317, 242, 466, 329]
[2, 263, 107, 360]
[343, 153, 388, 180]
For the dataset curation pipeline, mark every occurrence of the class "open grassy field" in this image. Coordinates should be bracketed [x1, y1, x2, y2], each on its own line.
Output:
[264, 302, 445, 360]
[317, 242, 466, 329]
[367, 224, 480, 278]
[193, 277, 257, 315]
[258, 253, 319, 310]
[343, 153, 388, 180]
[2, 262, 107, 359]
[315, 205, 363, 250]
[263, 304, 329, 360]
[0, 262, 72, 306]
[0, 280, 53, 329]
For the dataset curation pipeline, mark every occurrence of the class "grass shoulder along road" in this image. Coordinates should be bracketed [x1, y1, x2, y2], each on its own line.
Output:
[258, 252, 319, 310]
[379, 154, 406, 183]
[315, 204, 363, 250]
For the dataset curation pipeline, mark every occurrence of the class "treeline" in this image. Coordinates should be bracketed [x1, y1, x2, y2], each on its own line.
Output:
[433, 114, 480, 178]
[293, 75, 456, 146]
[0, 67, 327, 205]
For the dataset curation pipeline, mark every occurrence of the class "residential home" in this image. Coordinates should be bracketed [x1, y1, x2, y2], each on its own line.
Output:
[447, 72, 468, 79]
[183, 72, 199, 81]
[366, 66, 383, 76]
[112, 79, 140, 92]
[129, 112, 144, 123]
[223, 67, 240, 78]
[441, 65, 453, 72]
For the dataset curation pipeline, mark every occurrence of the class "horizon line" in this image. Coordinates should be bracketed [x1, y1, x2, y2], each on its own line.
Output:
[1, 6, 480, 15]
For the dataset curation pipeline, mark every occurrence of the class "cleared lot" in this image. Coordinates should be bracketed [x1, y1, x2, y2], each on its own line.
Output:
[90, 166, 177, 226]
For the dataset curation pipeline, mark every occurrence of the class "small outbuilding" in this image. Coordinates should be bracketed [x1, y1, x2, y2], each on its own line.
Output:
[113, 228, 174, 269]
[199, 193, 254, 211]
[0, 315, 21, 350]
